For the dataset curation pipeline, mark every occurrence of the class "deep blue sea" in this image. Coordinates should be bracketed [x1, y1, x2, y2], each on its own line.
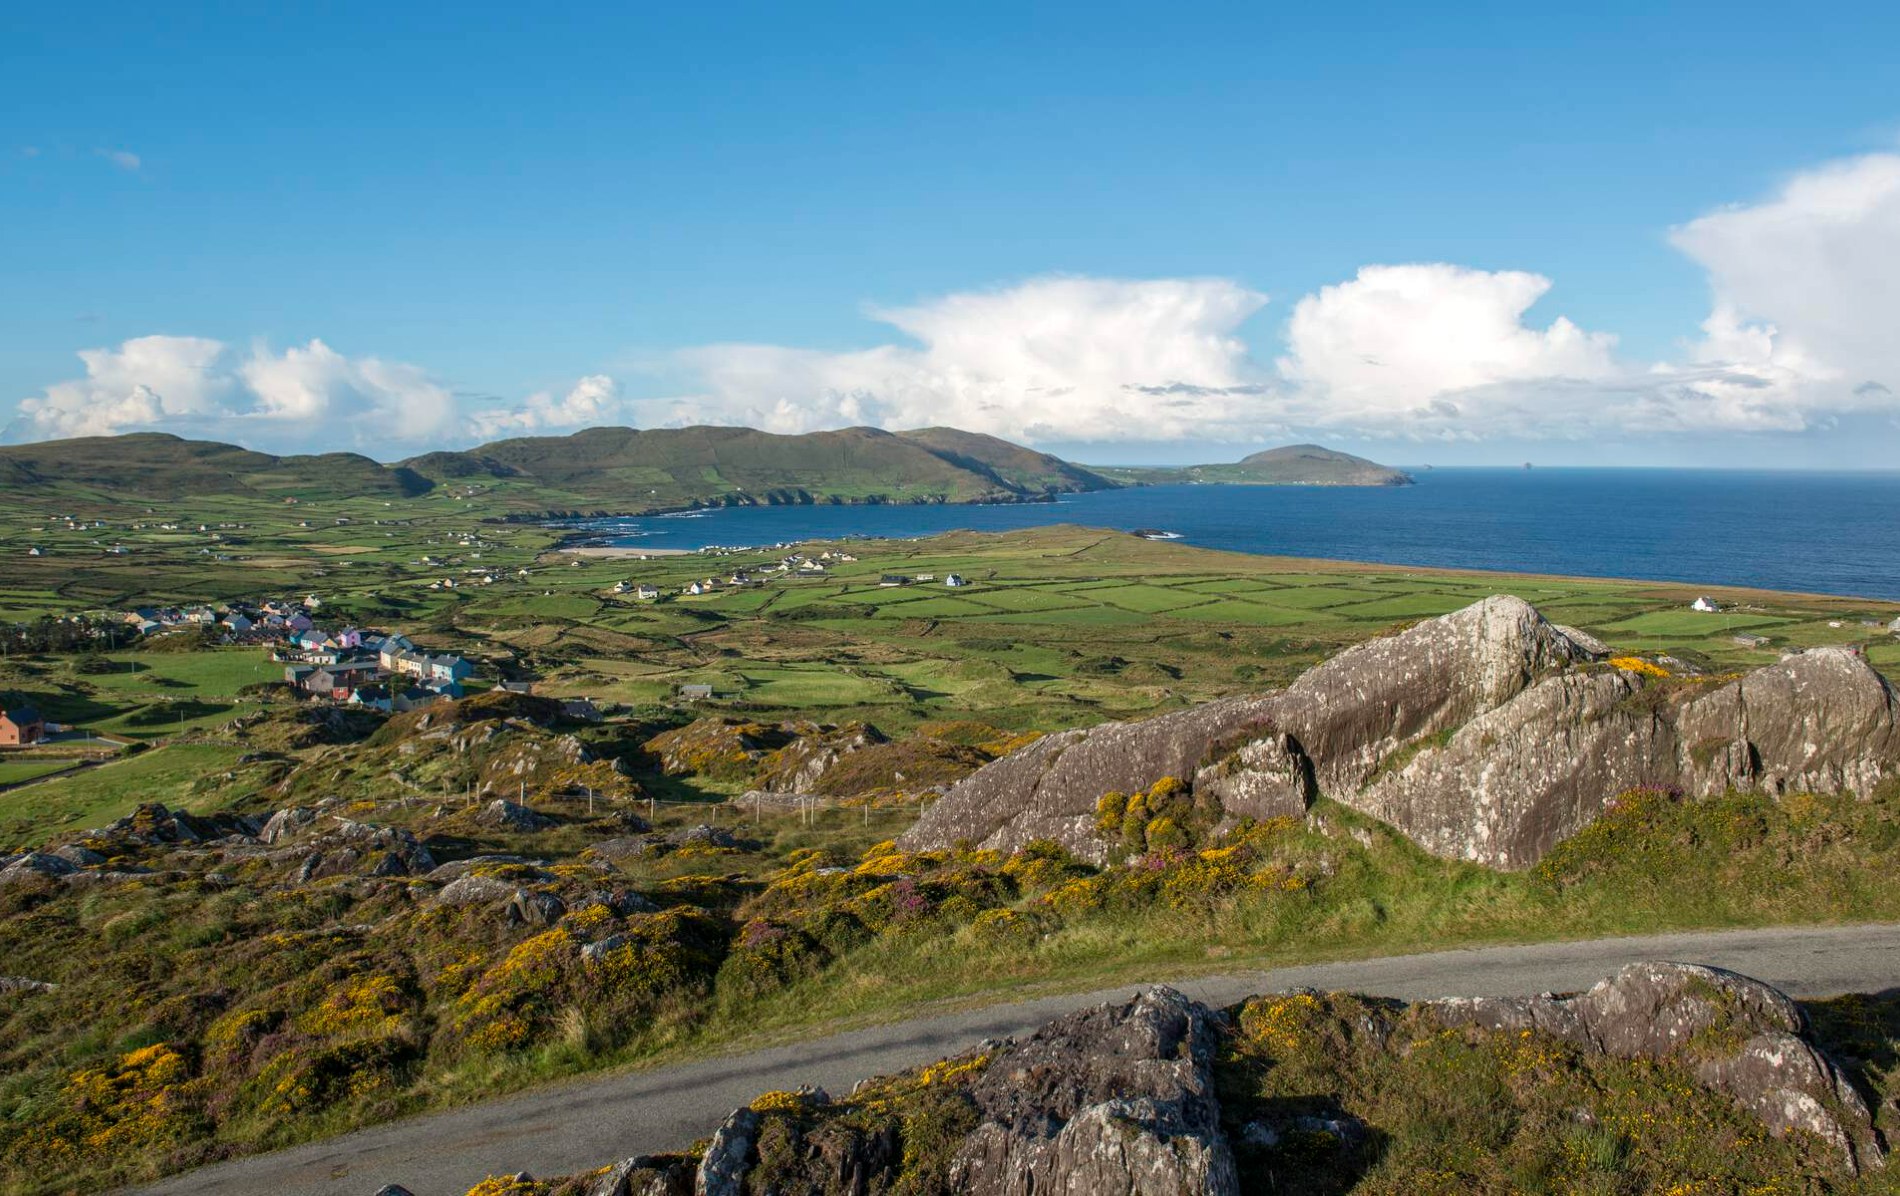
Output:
[565, 469, 1900, 601]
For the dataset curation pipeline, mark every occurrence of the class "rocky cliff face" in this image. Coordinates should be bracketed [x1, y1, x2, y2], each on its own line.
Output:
[901, 596, 1900, 869]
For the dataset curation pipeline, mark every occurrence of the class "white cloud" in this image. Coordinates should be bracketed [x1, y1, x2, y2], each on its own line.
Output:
[12, 335, 233, 440]
[11, 151, 1899, 455]
[95, 148, 140, 172]
[1274, 264, 1619, 434]
[1665, 152, 1900, 423]
[465, 374, 627, 440]
[8, 337, 474, 453]
[661, 277, 1272, 442]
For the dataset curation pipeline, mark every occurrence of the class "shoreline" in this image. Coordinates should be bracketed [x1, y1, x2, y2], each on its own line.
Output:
[554, 545, 699, 559]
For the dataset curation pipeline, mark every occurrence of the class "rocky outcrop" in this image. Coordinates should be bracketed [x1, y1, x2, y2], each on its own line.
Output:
[480, 798, 558, 832]
[756, 722, 888, 793]
[903, 596, 1900, 868]
[1429, 962, 1886, 1172]
[513, 964, 1880, 1191]
[949, 987, 1237, 1195]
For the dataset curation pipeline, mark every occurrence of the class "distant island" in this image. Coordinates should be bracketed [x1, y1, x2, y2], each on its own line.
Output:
[1089, 443, 1414, 487]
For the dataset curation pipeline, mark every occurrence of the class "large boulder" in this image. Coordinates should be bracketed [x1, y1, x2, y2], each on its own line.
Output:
[901, 696, 1279, 861]
[904, 596, 1900, 869]
[948, 987, 1238, 1196]
[1676, 647, 1900, 798]
[1429, 962, 1885, 1172]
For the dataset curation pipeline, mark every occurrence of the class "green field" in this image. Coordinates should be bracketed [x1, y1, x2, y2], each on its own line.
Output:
[0, 743, 247, 843]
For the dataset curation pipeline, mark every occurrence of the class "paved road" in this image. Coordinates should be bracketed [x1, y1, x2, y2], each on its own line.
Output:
[126, 923, 1900, 1196]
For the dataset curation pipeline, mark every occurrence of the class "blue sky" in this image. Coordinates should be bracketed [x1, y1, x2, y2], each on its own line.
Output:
[4, 2, 1899, 466]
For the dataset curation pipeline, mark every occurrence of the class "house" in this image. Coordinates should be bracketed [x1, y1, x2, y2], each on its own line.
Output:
[635, 584, 660, 600]
[424, 655, 473, 685]
[561, 697, 604, 722]
[26, 546, 42, 556]
[0, 706, 46, 746]
[944, 574, 968, 588]
[914, 573, 936, 582]
[1733, 633, 1773, 648]
[612, 580, 633, 594]
[498, 680, 535, 695]
[878, 575, 909, 588]
[685, 580, 713, 596]
[222, 613, 254, 633]
[679, 683, 714, 701]
[1691, 596, 1720, 613]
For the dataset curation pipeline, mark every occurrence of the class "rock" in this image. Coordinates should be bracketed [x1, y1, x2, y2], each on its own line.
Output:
[426, 854, 536, 882]
[1429, 962, 1884, 1172]
[0, 976, 55, 995]
[1553, 624, 1612, 659]
[372, 1186, 416, 1196]
[695, 1107, 760, 1196]
[1676, 647, 1900, 798]
[50, 844, 106, 867]
[1192, 733, 1312, 824]
[904, 597, 1900, 869]
[0, 852, 77, 886]
[756, 721, 888, 793]
[581, 1157, 693, 1196]
[481, 799, 557, 832]
[666, 825, 738, 851]
[948, 986, 1238, 1195]
[506, 887, 567, 927]
[274, 819, 436, 882]
[901, 696, 1280, 862]
[436, 874, 520, 906]
[588, 836, 661, 863]
[260, 806, 319, 844]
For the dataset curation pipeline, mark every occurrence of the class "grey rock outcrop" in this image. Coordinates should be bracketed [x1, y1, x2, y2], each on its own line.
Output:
[948, 987, 1237, 1195]
[1430, 961, 1885, 1172]
[695, 1107, 761, 1196]
[904, 595, 1900, 868]
[481, 799, 557, 832]
[0, 852, 78, 885]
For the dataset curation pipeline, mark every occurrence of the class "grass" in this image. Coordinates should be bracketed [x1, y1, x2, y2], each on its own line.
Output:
[0, 743, 247, 845]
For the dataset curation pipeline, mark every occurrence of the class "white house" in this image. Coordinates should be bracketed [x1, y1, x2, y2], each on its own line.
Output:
[1691, 596, 1719, 613]
[944, 574, 968, 588]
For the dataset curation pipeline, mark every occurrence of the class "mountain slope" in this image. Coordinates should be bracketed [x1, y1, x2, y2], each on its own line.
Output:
[401, 425, 1100, 510]
[0, 425, 1115, 513]
[895, 426, 1115, 494]
[0, 433, 434, 501]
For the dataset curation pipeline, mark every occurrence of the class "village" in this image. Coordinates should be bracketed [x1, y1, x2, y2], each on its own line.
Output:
[113, 596, 476, 713]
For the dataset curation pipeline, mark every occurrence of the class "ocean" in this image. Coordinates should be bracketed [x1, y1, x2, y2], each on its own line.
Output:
[562, 469, 1900, 601]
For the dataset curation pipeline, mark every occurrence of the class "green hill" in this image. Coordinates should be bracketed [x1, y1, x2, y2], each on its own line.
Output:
[400, 424, 1113, 512]
[0, 433, 434, 502]
[1091, 443, 1413, 487]
[894, 427, 1114, 495]
[0, 425, 1119, 515]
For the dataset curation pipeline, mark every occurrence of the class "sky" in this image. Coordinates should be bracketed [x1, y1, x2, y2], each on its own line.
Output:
[4, 2, 1899, 468]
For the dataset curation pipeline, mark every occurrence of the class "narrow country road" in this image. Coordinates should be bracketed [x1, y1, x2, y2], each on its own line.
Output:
[124, 923, 1900, 1196]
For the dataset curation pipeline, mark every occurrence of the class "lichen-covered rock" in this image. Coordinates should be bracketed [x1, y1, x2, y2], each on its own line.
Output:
[1349, 670, 1671, 868]
[905, 596, 1900, 869]
[1676, 647, 1900, 798]
[948, 986, 1238, 1195]
[756, 722, 888, 793]
[694, 1107, 760, 1196]
[0, 852, 77, 886]
[901, 697, 1280, 862]
[437, 874, 521, 906]
[1429, 961, 1885, 1172]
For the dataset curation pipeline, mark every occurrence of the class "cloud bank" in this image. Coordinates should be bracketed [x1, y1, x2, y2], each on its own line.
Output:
[11, 151, 1899, 455]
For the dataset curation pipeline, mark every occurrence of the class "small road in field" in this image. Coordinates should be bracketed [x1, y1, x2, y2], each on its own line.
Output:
[125, 922, 1900, 1196]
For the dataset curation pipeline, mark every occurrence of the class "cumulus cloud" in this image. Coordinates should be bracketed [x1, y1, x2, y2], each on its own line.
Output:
[1665, 152, 1900, 424]
[663, 277, 1271, 442]
[464, 374, 627, 440]
[7, 336, 491, 452]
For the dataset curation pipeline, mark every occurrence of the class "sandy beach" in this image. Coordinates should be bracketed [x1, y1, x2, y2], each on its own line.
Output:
[552, 545, 699, 559]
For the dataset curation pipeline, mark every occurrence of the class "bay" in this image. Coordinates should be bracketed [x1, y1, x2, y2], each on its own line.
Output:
[563, 468, 1900, 601]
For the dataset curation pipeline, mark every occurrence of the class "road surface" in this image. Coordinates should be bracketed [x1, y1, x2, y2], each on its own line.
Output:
[125, 922, 1900, 1196]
